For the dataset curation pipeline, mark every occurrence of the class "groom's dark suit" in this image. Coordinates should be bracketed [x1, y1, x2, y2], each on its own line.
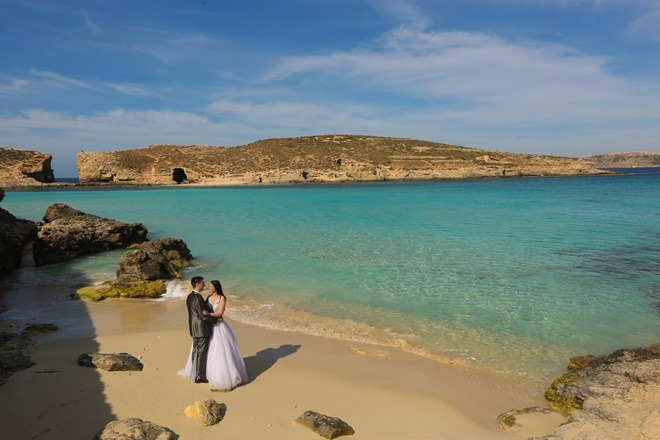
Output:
[186, 290, 216, 382]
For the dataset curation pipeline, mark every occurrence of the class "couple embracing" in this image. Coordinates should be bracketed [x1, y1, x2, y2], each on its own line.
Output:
[178, 276, 249, 390]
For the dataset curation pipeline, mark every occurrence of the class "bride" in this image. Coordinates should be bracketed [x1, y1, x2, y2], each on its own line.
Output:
[179, 279, 249, 390]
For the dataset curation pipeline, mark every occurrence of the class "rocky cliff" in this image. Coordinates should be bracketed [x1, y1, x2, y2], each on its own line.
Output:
[582, 151, 660, 168]
[77, 135, 609, 185]
[0, 147, 55, 187]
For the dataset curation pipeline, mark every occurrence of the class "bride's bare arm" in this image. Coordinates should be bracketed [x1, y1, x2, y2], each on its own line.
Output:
[209, 296, 227, 320]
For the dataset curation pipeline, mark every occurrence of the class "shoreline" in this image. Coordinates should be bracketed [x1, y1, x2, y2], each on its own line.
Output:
[1, 168, 622, 191]
[0, 283, 565, 439]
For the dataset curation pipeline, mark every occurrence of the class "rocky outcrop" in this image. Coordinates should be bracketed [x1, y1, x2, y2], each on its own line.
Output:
[583, 151, 660, 168]
[76, 135, 610, 185]
[32, 203, 148, 266]
[0, 147, 55, 187]
[115, 237, 192, 283]
[78, 352, 144, 371]
[77, 237, 192, 301]
[0, 189, 39, 275]
[93, 418, 175, 440]
[184, 399, 226, 426]
[295, 410, 355, 439]
[534, 344, 660, 440]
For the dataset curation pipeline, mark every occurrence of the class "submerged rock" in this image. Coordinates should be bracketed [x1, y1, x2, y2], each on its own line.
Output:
[93, 417, 175, 440]
[33, 203, 148, 266]
[78, 352, 144, 371]
[295, 410, 355, 439]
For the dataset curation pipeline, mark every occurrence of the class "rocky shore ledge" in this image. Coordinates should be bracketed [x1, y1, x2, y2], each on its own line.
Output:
[499, 344, 660, 440]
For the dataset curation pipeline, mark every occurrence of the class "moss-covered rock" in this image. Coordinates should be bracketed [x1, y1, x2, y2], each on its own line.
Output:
[77, 280, 166, 301]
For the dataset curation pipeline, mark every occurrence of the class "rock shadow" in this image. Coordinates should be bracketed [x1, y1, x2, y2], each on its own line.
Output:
[244, 344, 301, 383]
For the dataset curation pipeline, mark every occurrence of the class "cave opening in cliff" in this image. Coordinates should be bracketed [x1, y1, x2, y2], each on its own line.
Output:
[172, 168, 187, 184]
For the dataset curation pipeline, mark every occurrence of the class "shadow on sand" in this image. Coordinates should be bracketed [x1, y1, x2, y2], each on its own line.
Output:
[244, 344, 301, 382]
[0, 255, 117, 438]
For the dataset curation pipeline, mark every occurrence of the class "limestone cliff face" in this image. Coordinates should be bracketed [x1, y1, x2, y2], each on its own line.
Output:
[0, 147, 55, 187]
[582, 151, 660, 168]
[77, 135, 609, 185]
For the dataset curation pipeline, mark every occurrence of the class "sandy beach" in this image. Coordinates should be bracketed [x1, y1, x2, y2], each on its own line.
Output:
[0, 283, 564, 439]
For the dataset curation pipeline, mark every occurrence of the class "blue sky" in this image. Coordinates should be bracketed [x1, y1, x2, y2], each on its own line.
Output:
[1, 0, 659, 177]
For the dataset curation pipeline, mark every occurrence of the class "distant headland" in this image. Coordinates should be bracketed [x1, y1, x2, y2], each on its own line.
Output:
[3, 134, 642, 188]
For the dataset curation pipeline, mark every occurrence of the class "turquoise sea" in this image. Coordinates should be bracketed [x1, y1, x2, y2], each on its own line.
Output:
[2, 169, 659, 384]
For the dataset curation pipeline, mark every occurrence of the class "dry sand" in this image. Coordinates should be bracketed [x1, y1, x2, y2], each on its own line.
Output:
[0, 285, 564, 439]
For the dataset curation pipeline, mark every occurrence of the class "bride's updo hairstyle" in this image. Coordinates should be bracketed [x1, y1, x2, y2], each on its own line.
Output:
[210, 280, 225, 297]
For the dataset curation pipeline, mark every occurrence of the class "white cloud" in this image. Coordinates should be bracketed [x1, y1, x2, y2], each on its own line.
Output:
[265, 26, 660, 125]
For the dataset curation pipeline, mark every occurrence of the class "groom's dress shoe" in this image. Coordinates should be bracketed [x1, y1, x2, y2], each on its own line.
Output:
[195, 378, 209, 383]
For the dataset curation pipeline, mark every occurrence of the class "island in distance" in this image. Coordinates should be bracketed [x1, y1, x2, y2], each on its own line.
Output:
[4, 135, 659, 187]
[75, 134, 611, 185]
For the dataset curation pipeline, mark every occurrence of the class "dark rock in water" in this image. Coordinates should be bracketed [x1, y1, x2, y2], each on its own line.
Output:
[93, 417, 176, 440]
[295, 410, 355, 439]
[116, 237, 192, 282]
[535, 343, 660, 440]
[78, 352, 144, 371]
[184, 399, 226, 426]
[0, 193, 38, 274]
[32, 203, 148, 266]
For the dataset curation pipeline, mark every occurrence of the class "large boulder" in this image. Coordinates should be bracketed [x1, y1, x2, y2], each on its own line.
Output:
[535, 344, 660, 440]
[0, 190, 39, 275]
[77, 237, 192, 301]
[116, 237, 192, 282]
[32, 203, 148, 266]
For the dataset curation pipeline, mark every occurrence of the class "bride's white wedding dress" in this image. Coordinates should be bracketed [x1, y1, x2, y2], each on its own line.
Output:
[178, 300, 249, 390]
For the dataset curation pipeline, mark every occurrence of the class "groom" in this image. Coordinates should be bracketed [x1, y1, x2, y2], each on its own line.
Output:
[186, 276, 217, 383]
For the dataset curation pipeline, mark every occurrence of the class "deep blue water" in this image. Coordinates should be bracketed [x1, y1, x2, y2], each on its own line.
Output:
[3, 170, 659, 382]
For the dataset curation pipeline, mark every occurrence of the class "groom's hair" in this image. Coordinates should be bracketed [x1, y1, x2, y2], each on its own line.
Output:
[191, 276, 204, 287]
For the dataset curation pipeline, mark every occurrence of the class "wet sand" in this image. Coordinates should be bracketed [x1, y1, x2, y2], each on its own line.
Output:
[0, 285, 564, 439]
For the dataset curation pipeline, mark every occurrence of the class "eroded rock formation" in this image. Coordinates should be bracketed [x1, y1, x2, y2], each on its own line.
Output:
[76, 135, 610, 185]
[0, 147, 55, 187]
[531, 344, 660, 440]
[32, 203, 148, 266]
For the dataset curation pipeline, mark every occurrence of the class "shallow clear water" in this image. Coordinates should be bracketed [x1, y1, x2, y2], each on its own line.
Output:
[3, 170, 659, 382]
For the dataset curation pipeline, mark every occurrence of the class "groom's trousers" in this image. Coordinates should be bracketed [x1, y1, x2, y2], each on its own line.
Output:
[192, 336, 210, 380]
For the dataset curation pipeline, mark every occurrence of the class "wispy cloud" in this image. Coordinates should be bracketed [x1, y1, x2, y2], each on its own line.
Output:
[104, 82, 153, 97]
[264, 26, 660, 124]
[29, 69, 93, 90]
[0, 76, 29, 94]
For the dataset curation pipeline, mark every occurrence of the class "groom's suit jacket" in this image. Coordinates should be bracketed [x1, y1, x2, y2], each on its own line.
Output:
[186, 291, 216, 338]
